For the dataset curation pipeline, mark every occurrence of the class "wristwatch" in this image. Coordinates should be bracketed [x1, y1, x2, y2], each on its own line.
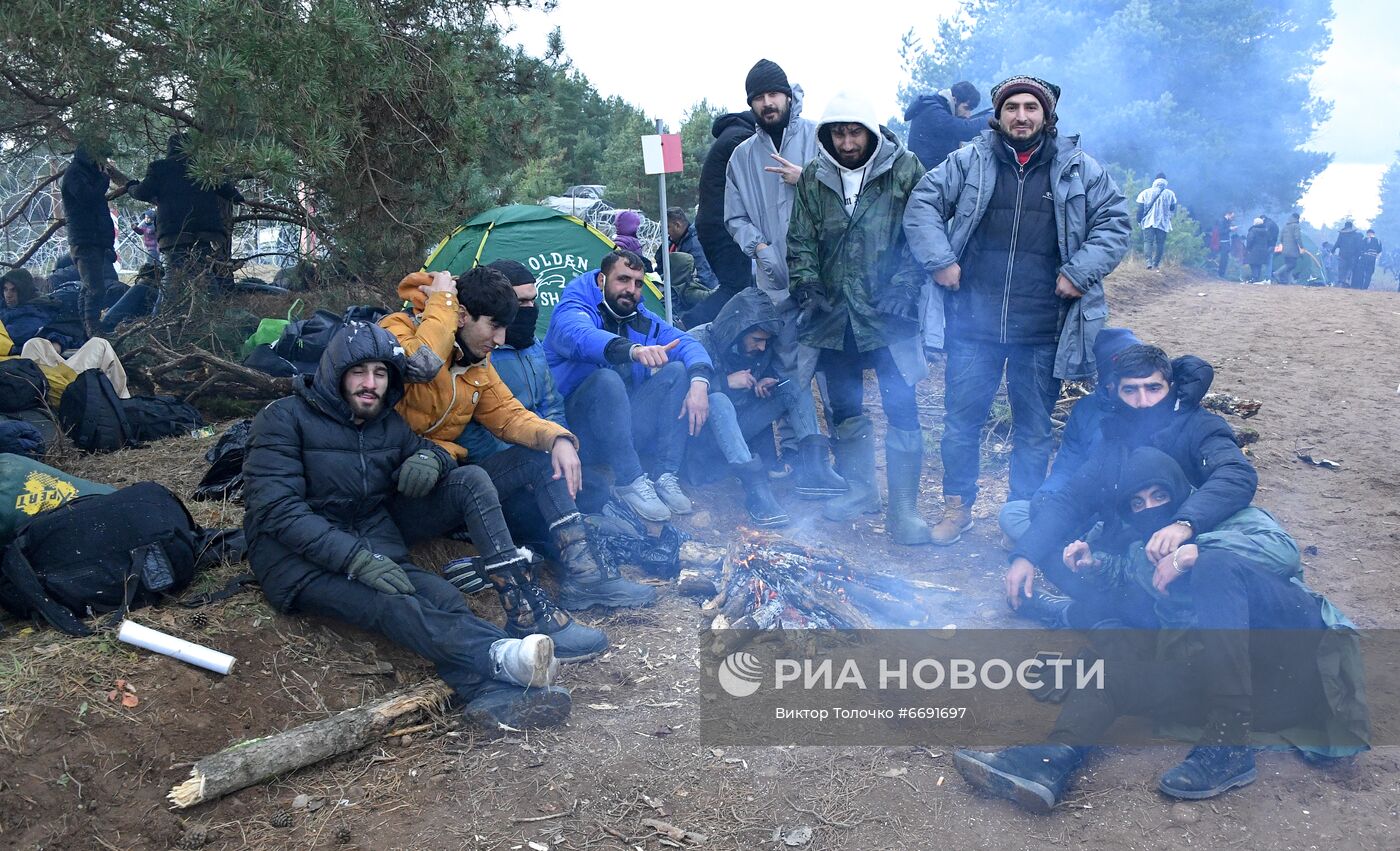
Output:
[1174, 519, 1193, 531]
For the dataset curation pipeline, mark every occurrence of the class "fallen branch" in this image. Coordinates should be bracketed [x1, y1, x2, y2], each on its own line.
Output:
[167, 681, 452, 809]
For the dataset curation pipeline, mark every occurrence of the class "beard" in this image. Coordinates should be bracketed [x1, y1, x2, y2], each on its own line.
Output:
[756, 102, 790, 131]
[994, 119, 1045, 152]
[347, 391, 384, 420]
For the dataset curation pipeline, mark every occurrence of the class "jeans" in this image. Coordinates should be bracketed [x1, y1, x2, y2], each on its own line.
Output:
[101, 282, 159, 330]
[295, 564, 507, 702]
[1355, 257, 1376, 290]
[564, 361, 690, 483]
[1144, 227, 1167, 267]
[998, 499, 1031, 543]
[819, 326, 919, 431]
[71, 244, 116, 327]
[941, 338, 1059, 504]
[696, 380, 820, 466]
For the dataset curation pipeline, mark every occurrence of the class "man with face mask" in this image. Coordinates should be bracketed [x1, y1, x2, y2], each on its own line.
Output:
[1004, 344, 1259, 620]
[905, 75, 1130, 546]
[381, 267, 635, 662]
[954, 445, 1368, 810]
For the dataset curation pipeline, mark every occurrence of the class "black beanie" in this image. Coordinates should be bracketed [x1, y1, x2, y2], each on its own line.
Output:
[745, 59, 792, 103]
[485, 259, 536, 286]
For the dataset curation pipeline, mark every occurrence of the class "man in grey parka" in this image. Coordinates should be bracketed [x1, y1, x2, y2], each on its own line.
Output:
[904, 75, 1130, 546]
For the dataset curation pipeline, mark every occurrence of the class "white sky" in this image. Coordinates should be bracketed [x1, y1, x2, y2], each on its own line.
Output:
[501, 0, 1396, 228]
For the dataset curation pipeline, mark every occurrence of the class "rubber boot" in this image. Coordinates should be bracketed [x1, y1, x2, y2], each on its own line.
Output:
[551, 513, 657, 611]
[953, 744, 1084, 814]
[822, 416, 881, 522]
[793, 435, 847, 498]
[1159, 710, 1257, 800]
[492, 562, 609, 663]
[734, 459, 789, 528]
[885, 427, 932, 545]
[930, 496, 974, 546]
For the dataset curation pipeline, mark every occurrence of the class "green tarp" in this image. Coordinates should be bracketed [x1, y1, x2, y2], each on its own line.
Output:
[423, 205, 665, 337]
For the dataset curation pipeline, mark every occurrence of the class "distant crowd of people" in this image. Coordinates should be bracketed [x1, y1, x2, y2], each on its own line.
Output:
[1211, 210, 1382, 288]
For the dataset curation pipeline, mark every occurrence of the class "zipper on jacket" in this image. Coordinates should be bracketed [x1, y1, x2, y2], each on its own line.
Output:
[357, 429, 369, 507]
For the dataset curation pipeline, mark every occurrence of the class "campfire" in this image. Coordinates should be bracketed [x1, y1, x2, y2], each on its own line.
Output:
[682, 532, 959, 632]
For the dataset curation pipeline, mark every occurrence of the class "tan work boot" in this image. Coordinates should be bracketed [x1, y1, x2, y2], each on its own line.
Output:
[931, 496, 974, 546]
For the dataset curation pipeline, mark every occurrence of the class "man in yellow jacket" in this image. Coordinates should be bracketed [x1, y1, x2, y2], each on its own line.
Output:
[382, 266, 655, 662]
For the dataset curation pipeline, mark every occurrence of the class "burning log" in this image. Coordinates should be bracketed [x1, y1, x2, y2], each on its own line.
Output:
[704, 532, 957, 642]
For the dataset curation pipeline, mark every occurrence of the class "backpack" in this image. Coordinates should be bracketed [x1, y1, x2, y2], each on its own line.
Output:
[0, 359, 48, 414]
[241, 299, 304, 358]
[0, 419, 46, 459]
[120, 395, 205, 442]
[57, 369, 134, 453]
[0, 482, 201, 635]
[273, 308, 343, 373]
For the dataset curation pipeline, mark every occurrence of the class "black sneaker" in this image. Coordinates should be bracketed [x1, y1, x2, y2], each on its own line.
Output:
[500, 573, 610, 663]
[462, 681, 571, 733]
[954, 744, 1083, 813]
[1158, 746, 1257, 800]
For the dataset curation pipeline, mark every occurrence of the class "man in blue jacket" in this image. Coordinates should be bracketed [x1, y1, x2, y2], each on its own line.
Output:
[545, 250, 714, 522]
[904, 81, 988, 169]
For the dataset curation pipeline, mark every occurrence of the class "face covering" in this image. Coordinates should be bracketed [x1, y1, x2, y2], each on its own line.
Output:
[504, 305, 538, 349]
[1116, 393, 1177, 439]
[1128, 501, 1180, 538]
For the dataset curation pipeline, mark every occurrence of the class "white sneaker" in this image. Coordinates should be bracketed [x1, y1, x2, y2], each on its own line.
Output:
[612, 474, 671, 522]
[489, 634, 558, 688]
[653, 472, 693, 515]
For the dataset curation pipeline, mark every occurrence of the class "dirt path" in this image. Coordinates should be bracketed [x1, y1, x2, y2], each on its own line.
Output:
[1, 267, 1397, 850]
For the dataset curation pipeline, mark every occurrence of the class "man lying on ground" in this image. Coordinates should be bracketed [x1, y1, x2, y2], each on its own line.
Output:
[380, 266, 631, 661]
[954, 446, 1368, 810]
[683, 287, 846, 525]
[243, 322, 570, 729]
[545, 249, 713, 523]
[1005, 344, 1257, 624]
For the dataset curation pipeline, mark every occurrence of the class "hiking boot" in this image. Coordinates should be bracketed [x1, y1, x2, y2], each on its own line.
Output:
[954, 744, 1084, 814]
[494, 567, 609, 663]
[1159, 747, 1257, 799]
[551, 513, 656, 610]
[822, 416, 881, 522]
[793, 435, 846, 498]
[734, 460, 789, 528]
[462, 680, 571, 733]
[488, 634, 558, 688]
[653, 472, 693, 515]
[1010, 587, 1075, 629]
[1159, 710, 1256, 799]
[931, 496, 974, 546]
[885, 428, 932, 546]
[612, 475, 670, 522]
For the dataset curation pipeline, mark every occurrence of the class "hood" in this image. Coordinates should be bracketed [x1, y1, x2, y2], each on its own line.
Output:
[2, 268, 38, 303]
[713, 287, 781, 351]
[712, 111, 757, 139]
[307, 322, 408, 423]
[1170, 355, 1214, 408]
[1151, 177, 1168, 189]
[397, 271, 434, 313]
[819, 90, 882, 140]
[789, 83, 806, 122]
[667, 251, 696, 287]
[615, 210, 642, 238]
[1116, 446, 1193, 520]
[903, 93, 950, 122]
[1092, 327, 1143, 390]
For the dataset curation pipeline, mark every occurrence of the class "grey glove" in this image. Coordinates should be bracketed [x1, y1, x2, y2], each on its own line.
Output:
[346, 550, 416, 595]
[394, 450, 442, 499]
[874, 288, 920, 323]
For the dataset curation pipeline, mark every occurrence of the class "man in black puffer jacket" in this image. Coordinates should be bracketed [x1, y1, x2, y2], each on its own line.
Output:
[1005, 344, 1258, 617]
[686, 111, 756, 327]
[904, 81, 988, 169]
[243, 322, 571, 729]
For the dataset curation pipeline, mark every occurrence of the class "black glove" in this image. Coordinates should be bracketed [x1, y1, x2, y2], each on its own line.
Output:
[346, 550, 416, 595]
[874, 288, 920, 323]
[794, 288, 833, 327]
[394, 450, 442, 499]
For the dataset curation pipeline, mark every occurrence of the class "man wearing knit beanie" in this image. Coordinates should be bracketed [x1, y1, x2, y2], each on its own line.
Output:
[904, 74, 1130, 546]
[724, 58, 824, 474]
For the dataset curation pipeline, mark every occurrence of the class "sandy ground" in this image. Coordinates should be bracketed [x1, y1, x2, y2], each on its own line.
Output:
[1, 265, 1398, 850]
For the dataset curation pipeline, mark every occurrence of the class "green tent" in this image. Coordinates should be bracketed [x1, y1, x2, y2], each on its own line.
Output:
[423, 204, 665, 336]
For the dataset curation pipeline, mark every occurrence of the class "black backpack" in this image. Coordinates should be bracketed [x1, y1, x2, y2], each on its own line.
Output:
[58, 369, 134, 453]
[120, 395, 205, 442]
[0, 482, 202, 635]
[0, 359, 48, 414]
[273, 308, 343, 374]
